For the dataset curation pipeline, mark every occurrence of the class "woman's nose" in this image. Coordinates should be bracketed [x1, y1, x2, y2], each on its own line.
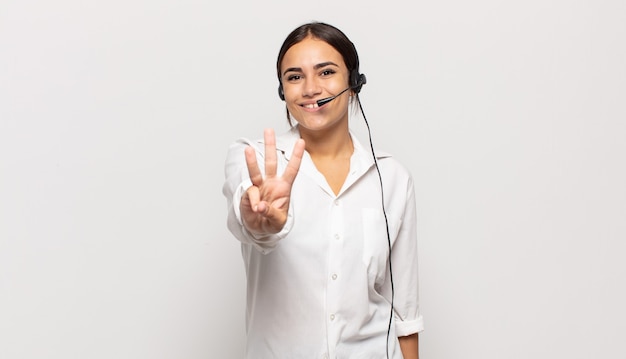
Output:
[302, 77, 322, 97]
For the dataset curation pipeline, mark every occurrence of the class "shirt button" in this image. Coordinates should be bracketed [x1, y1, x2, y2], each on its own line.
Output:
[330, 314, 336, 321]
[334, 233, 340, 240]
[334, 199, 340, 206]
[331, 274, 338, 280]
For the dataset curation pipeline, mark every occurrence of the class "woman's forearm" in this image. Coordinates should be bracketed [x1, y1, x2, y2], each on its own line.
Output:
[398, 333, 419, 359]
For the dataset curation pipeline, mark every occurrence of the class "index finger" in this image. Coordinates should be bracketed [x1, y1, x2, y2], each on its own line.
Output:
[282, 138, 305, 185]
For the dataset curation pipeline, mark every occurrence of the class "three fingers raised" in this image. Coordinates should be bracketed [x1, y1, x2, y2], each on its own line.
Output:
[245, 128, 305, 184]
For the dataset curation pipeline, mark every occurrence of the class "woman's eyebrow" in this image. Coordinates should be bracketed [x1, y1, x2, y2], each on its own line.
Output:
[314, 61, 339, 69]
[283, 67, 302, 76]
[282, 62, 339, 76]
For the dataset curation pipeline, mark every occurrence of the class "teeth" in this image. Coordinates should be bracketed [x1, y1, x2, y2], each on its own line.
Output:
[303, 103, 318, 109]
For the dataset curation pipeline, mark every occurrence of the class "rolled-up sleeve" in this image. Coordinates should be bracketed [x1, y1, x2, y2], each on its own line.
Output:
[392, 175, 425, 336]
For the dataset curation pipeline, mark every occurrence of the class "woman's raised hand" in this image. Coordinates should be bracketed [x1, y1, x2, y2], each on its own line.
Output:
[240, 128, 305, 236]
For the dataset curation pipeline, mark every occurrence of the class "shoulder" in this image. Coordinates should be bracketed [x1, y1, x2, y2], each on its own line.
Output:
[367, 142, 413, 179]
[224, 137, 256, 162]
[227, 127, 299, 153]
[351, 133, 415, 184]
[377, 154, 414, 184]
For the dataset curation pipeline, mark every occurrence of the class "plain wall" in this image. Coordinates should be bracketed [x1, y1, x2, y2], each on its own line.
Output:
[1, 0, 625, 358]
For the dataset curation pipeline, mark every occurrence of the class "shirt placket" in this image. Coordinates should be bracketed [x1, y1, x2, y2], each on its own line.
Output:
[325, 196, 345, 359]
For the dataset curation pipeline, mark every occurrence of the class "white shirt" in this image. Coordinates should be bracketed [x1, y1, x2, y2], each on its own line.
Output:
[223, 126, 424, 359]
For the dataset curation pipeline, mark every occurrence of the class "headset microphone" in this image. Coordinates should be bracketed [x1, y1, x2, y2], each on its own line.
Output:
[316, 73, 367, 107]
[316, 86, 352, 107]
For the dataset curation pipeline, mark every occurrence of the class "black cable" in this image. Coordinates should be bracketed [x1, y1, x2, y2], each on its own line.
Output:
[355, 95, 394, 359]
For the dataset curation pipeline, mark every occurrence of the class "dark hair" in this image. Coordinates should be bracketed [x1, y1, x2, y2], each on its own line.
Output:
[276, 22, 361, 125]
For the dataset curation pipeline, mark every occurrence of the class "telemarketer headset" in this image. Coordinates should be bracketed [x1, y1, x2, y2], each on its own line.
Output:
[278, 69, 367, 102]
[279, 70, 396, 359]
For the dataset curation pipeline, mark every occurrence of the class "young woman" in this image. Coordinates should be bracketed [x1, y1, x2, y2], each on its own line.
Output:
[223, 22, 423, 358]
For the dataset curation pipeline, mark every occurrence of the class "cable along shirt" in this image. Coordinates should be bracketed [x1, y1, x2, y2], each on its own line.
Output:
[223, 126, 424, 359]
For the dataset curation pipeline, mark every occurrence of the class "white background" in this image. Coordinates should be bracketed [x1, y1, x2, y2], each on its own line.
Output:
[1, 0, 625, 358]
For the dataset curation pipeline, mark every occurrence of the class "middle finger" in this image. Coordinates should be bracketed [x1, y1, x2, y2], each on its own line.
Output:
[264, 128, 277, 177]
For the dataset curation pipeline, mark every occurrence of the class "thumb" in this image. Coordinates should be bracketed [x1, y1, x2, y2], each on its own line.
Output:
[262, 203, 288, 233]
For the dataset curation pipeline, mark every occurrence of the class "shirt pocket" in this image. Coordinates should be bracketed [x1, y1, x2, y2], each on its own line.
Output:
[361, 207, 400, 286]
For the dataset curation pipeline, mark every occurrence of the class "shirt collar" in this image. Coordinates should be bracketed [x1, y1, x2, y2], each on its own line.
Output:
[269, 125, 392, 162]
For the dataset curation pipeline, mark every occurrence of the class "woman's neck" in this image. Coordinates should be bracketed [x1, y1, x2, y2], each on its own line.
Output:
[299, 125, 354, 160]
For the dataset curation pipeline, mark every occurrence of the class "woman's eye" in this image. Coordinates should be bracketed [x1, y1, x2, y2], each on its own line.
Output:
[321, 69, 336, 76]
[287, 74, 301, 81]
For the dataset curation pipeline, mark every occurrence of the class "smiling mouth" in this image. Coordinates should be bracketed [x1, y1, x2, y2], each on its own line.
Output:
[302, 103, 319, 109]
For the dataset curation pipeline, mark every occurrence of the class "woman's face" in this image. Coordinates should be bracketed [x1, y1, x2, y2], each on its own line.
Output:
[280, 36, 351, 132]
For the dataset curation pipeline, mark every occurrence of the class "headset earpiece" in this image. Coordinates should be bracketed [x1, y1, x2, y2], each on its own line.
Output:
[278, 83, 285, 101]
[350, 70, 367, 94]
